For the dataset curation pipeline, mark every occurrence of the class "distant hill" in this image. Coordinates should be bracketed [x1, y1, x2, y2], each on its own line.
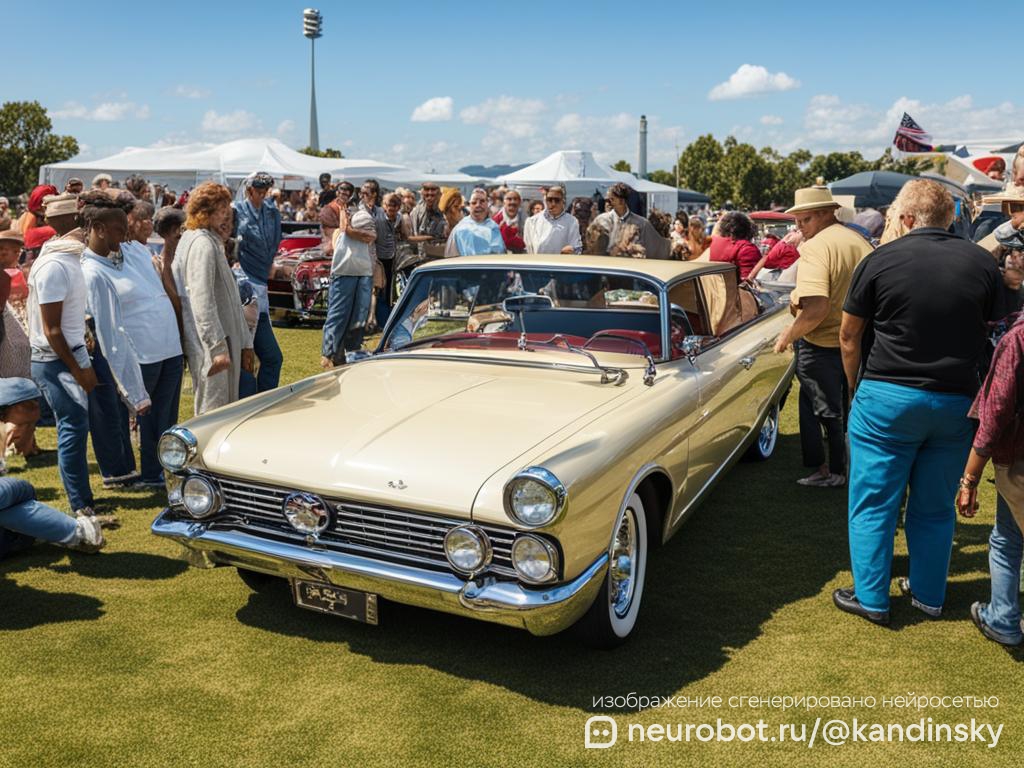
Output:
[458, 163, 530, 178]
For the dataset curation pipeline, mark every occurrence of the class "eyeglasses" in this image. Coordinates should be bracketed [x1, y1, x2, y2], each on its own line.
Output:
[546, 197, 564, 203]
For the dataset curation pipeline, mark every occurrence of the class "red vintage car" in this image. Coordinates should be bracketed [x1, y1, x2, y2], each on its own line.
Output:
[268, 222, 331, 324]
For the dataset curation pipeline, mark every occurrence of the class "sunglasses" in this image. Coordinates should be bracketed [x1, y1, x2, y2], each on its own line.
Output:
[546, 197, 564, 203]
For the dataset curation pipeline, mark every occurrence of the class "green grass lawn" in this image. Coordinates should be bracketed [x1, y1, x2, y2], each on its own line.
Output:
[1, 326, 1020, 768]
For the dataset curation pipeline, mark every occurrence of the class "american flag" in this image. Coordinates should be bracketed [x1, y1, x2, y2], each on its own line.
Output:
[893, 112, 935, 153]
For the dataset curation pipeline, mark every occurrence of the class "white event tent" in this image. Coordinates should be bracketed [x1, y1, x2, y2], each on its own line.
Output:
[497, 150, 680, 214]
[40, 138, 483, 194]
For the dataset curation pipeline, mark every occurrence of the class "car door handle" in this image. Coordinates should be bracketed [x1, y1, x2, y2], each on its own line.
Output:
[739, 356, 755, 370]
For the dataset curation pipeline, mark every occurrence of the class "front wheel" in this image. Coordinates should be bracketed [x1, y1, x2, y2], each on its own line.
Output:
[575, 491, 649, 648]
[744, 402, 779, 462]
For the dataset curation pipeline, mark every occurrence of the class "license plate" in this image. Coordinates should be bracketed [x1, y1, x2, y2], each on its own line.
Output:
[291, 579, 379, 625]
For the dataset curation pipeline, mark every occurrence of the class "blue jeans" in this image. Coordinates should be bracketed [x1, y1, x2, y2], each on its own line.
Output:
[980, 469, 1024, 643]
[847, 379, 975, 613]
[321, 275, 373, 364]
[0, 477, 76, 545]
[138, 355, 184, 483]
[87, 345, 135, 480]
[31, 358, 94, 511]
[239, 370, 258, 399]
[252, 312, 283, 392]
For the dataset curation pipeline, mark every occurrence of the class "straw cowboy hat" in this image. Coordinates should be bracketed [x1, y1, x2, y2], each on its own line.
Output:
[786, 185, 841, 214]
[981, 186, 1024, 207]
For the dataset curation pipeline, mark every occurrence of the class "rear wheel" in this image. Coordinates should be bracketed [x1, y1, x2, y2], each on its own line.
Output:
[575, 490, 649, 648]
[744, 402, 779, 461]
[236, 567, 282, 592]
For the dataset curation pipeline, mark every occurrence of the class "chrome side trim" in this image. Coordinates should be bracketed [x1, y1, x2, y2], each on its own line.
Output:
[667, 359, 796, 535]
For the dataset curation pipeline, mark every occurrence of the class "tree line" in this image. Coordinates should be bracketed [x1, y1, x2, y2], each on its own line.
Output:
[616, 134, 923, 210]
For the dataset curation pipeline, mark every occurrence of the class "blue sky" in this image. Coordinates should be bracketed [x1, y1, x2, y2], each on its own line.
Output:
[6, 1, 1019, 171]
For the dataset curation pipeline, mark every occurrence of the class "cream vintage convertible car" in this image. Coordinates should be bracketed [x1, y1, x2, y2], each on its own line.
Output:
[151, 255, 795, 646]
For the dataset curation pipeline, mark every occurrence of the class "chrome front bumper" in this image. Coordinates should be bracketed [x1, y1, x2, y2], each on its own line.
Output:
[151, 510, 607, 636]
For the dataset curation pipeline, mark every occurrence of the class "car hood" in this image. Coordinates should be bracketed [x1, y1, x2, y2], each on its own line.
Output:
[206, 355, 635, 517]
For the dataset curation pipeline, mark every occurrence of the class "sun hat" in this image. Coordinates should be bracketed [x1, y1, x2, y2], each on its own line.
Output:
[43, 193, 79, 218]
[981, 186, 1024, 206]
[0, 229, 24, 245]
[91, 173, 113, 187]
[439, 187, 463, 213]
[786, 186, 841, 214]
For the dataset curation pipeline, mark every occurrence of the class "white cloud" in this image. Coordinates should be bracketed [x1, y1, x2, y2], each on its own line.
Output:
[708, 64, 800, 101]
[52, 100, 150, 121]
[411, 96, 453, 122]
[201, 109, 261, 136]
[551, 112, 681, 168]
[790, 93, 1024, 156]
[760, 115, 784, 125]
[174, 84, 210, 100]
[459, 96, 547, 154]
[460, 96, 545, 139]
[276, 119, 295, 138]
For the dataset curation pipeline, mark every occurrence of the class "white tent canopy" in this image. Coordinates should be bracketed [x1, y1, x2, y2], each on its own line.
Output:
[497, 150, 680, 213]
[40, 138, 483, 194]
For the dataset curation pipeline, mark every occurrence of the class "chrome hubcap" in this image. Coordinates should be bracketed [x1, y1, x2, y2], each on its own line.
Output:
[609, 508, 638, 618]
[758, 407, 778, 455]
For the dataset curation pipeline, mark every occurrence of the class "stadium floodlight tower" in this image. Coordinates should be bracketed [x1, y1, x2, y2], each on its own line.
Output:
[303, 8, 323, 152]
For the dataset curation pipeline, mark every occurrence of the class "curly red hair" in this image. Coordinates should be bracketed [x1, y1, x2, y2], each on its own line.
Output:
[184, 182, 233, 230]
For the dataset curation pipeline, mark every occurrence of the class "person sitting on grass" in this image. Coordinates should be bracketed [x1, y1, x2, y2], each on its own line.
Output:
[0, 477, 104, 558]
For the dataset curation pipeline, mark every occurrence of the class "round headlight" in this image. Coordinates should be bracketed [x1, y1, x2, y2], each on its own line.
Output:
[158, 428, 197, 473]
[511, 534, 558, 584]
[444, 526, 492, 575]
[181, 475, 218, 518]
[504, 467, 566, 527]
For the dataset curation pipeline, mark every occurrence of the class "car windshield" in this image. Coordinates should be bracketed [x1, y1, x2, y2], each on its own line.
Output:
[381, 267, 663, 358]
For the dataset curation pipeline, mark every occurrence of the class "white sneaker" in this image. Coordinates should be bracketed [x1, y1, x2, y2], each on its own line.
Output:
[74, 507, 121, 530]
[67, 515, 106, 553]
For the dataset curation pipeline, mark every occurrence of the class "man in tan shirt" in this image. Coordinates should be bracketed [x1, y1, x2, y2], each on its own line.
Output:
[774, 186, 873, 486]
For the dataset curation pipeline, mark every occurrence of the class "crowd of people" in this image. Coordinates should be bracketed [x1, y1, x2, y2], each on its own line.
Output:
[1, 146, 1024, 648]
[769, 148, 1024, 647]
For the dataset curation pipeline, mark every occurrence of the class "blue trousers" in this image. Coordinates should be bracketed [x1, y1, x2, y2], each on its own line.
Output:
[31, 358, 94, 511]
[321, 275, 373, 364]
[848, 379, 974, 613]
[252, 312, 283, 392]
[0, 477, 76, 547]
[87, 345, 135, 481]
[138, 355, 184, 483]
[980, 468, 1024, 643]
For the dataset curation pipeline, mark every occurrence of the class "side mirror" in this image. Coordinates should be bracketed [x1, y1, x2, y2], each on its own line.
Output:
[679, 336, 703, 362]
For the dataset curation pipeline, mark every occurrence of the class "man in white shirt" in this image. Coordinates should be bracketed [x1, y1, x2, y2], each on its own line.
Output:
[28, 207, 98, 516]
[524, 185, 582, 255]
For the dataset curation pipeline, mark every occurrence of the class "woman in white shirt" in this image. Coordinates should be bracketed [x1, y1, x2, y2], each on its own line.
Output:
[80, 192, 184, 487]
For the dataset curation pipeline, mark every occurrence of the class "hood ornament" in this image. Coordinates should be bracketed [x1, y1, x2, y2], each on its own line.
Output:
[388, 480, 408, 490]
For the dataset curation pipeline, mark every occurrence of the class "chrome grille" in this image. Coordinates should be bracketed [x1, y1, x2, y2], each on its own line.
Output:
[211, 476, 518, 577]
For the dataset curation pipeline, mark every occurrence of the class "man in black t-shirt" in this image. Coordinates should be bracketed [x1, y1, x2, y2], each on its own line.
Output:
[834, 180, 1001, 626]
